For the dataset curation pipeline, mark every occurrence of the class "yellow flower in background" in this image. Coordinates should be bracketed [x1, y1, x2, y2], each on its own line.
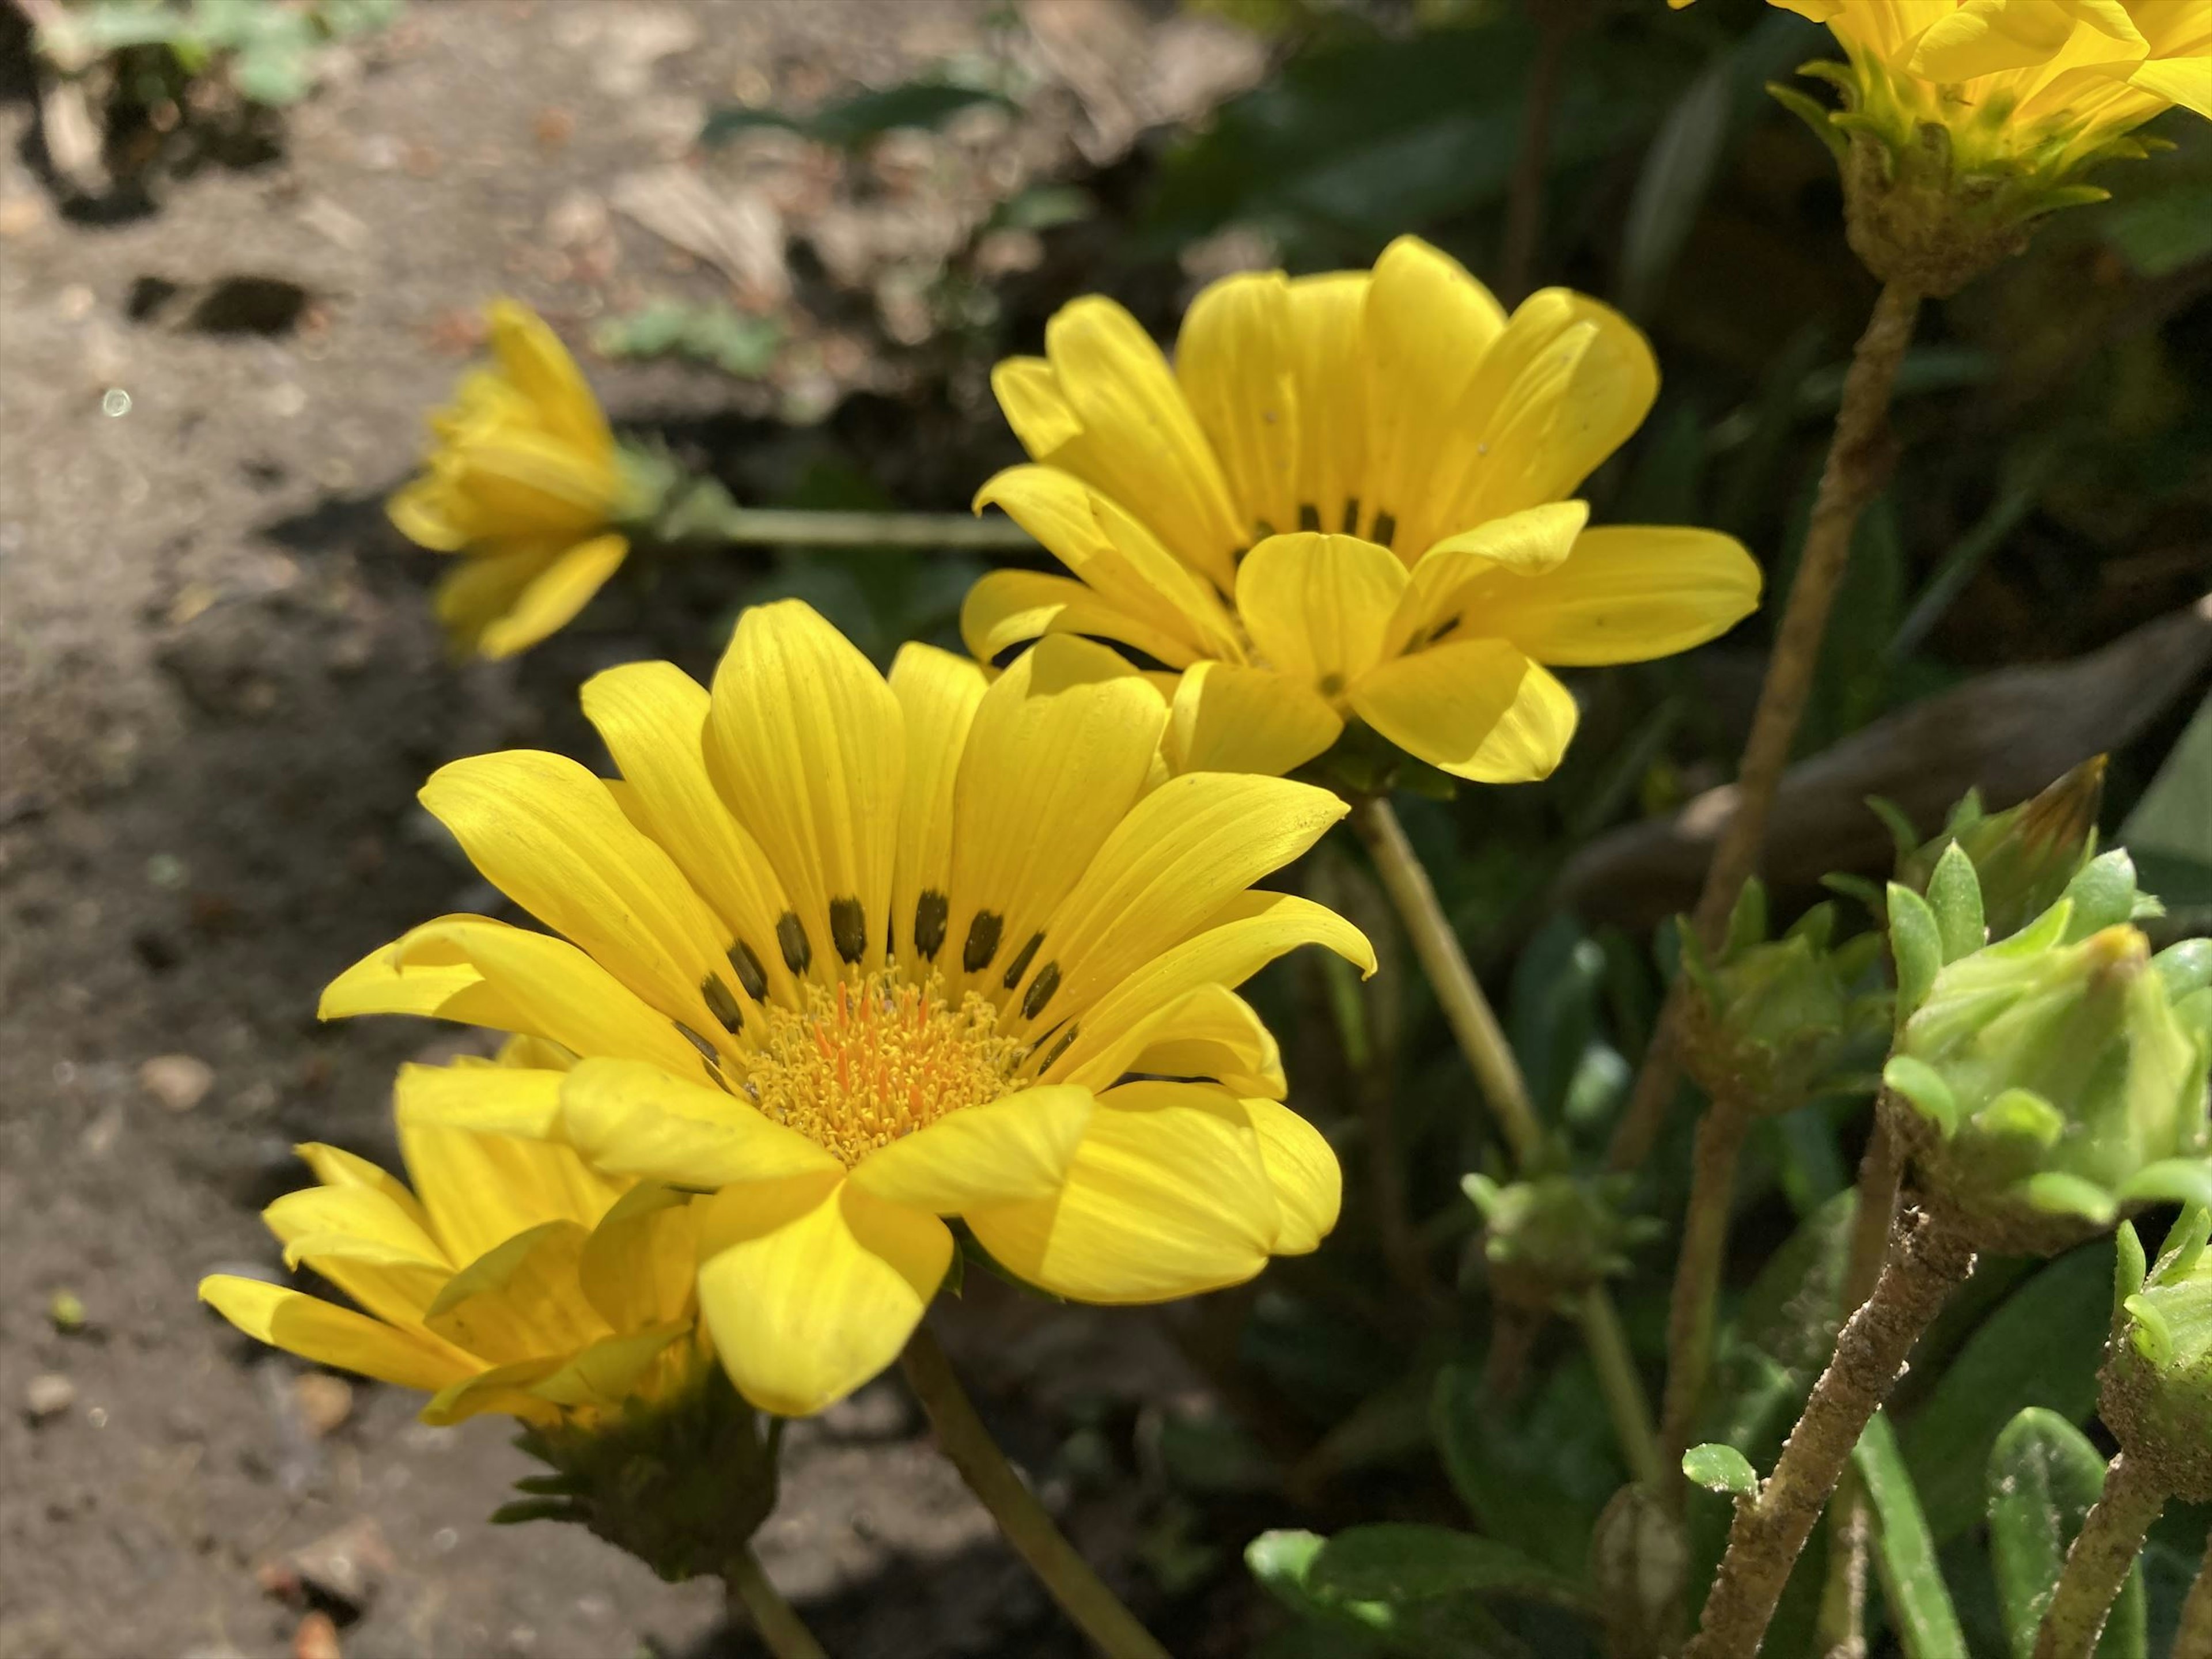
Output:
[199, 1047, 707, 1427]
[389, 301, 634, 660]
[968, 236, 1761, 783]
[320, 599, 1371, 1416]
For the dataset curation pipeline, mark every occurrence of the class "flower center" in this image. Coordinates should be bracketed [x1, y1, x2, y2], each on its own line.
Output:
[740, 969, 1020, 1165]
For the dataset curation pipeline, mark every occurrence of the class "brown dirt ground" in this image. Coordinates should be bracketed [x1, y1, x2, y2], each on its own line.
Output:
[0, 4, 1262, 1655]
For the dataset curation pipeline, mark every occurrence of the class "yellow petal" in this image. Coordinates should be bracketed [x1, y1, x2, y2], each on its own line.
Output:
[580, 660, 798, 1008]
[433, 545, 560, 657]
[389, 1060, 565, 1141]
[199, 1277, 470, 1392]
[578, 1185, 700, 1332]
[1176, 270, 1298, 541]
[319, 930, 506, 1022]
[993, 355, 1086, 456]
[1912, 0, 2142, 81]
[1164, 660, 1341, 778]
[965, 1082, 1279, 1303]
[1361, 236, 1508, 556]
[421, 749, 744, 1050]
[388, 476, 468, 551]
[261, 1181, 452, 1329]
[1350, 641, 1580, 782]
[485, 299, 614, 457]
[848, 1085, 1094, 1212]
[419, 1355, 567, 1427]
[559, 1056, 843, 1190]
[474, 533, 627, 660]
[1009, 771, 1350, 1034]
[1235, 531, 1408, 697]
[1242, 1097, 1340, 1253]
[1477, 525, 1762, 666]
[696, 1173, 950, 1415]
[1392, 501, 1590, 653]
[706, 600, 905, 981]
[425, 1220, 607, 1363]
[1050, 891, 1375, 1085]
[959, 569, 1203, 671]
[945, 635, 1166, 998]
[527, 1322, 690, 1411]
[1128, 984, 1287, 1099]
[2131, 56, 2212, 118]
[294, 1143, 436, 1237]
[1286, 272, 1372, 544]
[888, 643, 988, 972]
[441, 429, 619, 533]
[1039, 296, 1246, 591]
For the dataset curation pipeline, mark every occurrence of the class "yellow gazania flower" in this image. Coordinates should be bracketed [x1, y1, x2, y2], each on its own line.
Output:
[1675, 0, 2210, 166]
[388, 301, 635, 660]
[198, 1047, 707, 1427]
[319, 599, 1372, 1416]
[967, 236, 1762, 783]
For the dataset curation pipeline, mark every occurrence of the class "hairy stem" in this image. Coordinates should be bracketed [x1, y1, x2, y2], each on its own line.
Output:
[1661, 1099, 1753, 1487]
[1349, 793, 1664, 1487]
[900, 1327, 1171, 1659]
[725, 1548, 830, 1659]
[2032, 1451, 2168, 1659]
[2177, 1533, 2212, 1659]
[1687, 1201, 1972, 1659]
[1608, 283, 1925, 1176]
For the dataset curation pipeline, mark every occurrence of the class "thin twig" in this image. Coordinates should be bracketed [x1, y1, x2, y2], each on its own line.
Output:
[2031, 1451, 2168, 1659]
[725, 1547, 830, 1659]
[2177, 1533, 2212, 1659]
[1660, 1098, 1753, 1485]
[1499, 0, 1586, 305]
[1687, 1200, 1973, 1659]
[1580, 1284, 1668, 1488]
[1815, 1495, 1872, 1659]
[900, 1326, 1171, 1659]
[1608, 283, 1925, 1177]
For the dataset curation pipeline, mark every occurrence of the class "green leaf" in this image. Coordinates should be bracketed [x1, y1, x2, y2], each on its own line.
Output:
[1987, 1408, 2146, 1659]
[1899, 1241, 2113, 1543]
[2059, 851, 2139, 941]
[1619, 52, 1736, 319]
[1853, 1414, 1967, 1659]
[1312, 1525, 1587, 1609]
[1884, 1054, 1959, 1137]
[1683, 1443, 1758, 1497]
[1432, 1359, 1623, 1578]
[1926, 842, 1986, 963]
[2124, 696, 2212, 869]
[1888, 882, 1944, 1022]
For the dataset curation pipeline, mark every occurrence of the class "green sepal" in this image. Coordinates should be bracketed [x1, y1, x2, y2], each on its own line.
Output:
[1884, 1054, 1959, 1137]
[1888, 882, 1944, 1021]
[2123, 1293, 2173, 1366]
[1768, 81, 1849, 163]
[2060, 851, 2139, 940]
[2021, 1172, 2118, 1226]
[490, 1497, 582, 1525]
[2113, 1221, 2147, 1327]
[1726, 880, 1769, 957]
[1867, 794, 1924, 861]
[2152, 940, 2212, 1001]
[1972, 1088, 2065, 1150]
[2116, 1158, 2212, 1211]
[1927, 842, 1986, 963]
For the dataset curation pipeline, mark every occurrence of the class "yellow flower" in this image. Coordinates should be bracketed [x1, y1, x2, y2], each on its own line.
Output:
[388, 301, 634, 660]
[198, 1046, 707, 1427]
[968, 236, 1761, 783]
[319, 599, 1372, 1415]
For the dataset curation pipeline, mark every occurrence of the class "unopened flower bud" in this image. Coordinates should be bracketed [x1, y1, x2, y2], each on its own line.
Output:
[1464, 1171, 1660, 1315]
[1883, 854, 2212, 1255]
[2102, 1207, 2212, 1502]
[1896, 758, 2105, 943]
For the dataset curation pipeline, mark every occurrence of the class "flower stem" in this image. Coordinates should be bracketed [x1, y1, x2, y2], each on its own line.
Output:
[1347, 792, 1664, 1488]
[725, 1547, 829, 1659]
[697, 503, 1038, 551]
[2031, 1452, 2168, 1659]
[1660, 1097, 1752, 1487]
[2177, 1533, 2212, 1659]
[900, 1325, 1171, 1659]
[1608, 282, 1925, 1177]
[1687, 1200, 1973, 1659]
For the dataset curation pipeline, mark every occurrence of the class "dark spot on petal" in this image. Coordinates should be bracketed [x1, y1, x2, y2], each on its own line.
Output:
[1372, 510, 1397, 550]
[675, 1021, 719, 1064]
[962, 910, 1002, 974]
[728, 940, 768, 1001]
[1253, 518, 1277, 540]
[914, 890, 949, 960]
[702, 975, 744, 1034]
[1341, 497, 1361, 535]
[1037, 1025, 1079, 1073]
[777, 912, 812, 975]
[1427, 615, 1461, 645]
[1318, 672, 1344, 697]
[1022, 962, 1062, 1020]
[830, 895, 868, 964]
[1001, 931, 1043, 991]
[1297, 503, 1321, 532]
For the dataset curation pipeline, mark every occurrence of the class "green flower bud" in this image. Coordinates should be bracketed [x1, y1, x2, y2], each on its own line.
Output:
[2102, 1207, 2212, 1502]
[1678, 885, 1889, 1116]
[1893, 758, 2105, 944]
[1883, 853, 2212, 1256]
[499, 1356, 781, 1582]
[1463, 1171, 1661, 1315]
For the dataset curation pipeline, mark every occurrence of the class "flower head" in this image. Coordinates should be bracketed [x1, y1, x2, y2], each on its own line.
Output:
[321, 600, 1372, 1414]
[199, 1047, 709, 1428]
[388, 301, 637, 659]
[2105, 1205, 2212, 1500]
[1881, 852, 2212, 1255]
[969, 236, 1760, 783]
[1893, 756, 2105, 942]
[1674, 1, 2212, 289]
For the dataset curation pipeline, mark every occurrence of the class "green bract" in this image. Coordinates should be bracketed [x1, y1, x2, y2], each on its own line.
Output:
[2104, 1207, 2212, 1502]
[1463, 1171, 1660, 1315]
[1882, 851, 2212, 1256]
[1891, 757, 2105, 945]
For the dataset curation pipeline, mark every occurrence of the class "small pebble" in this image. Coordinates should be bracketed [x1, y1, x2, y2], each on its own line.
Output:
[294, 1374, 354, 1437]
[25, 1373, 75, 1419]
[49, 1289, 86, 1333]
[140, 1054, 214, 1112]
[293, 1610, 342, 1659]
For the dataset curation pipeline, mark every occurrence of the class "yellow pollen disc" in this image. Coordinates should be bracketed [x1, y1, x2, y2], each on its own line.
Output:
[741, 969, 1021, 1165]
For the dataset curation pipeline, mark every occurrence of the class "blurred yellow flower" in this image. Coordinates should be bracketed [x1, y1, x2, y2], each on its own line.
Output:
[969, 236, 1760, 783]
[199, 1047, 707, 1427]
[319, 600, 1371, 1415]
[388, 301, 634, 660]
[1674, 0, 2210, 166]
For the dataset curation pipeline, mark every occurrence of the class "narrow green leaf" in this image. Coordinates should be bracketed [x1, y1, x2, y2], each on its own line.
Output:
[1884, 1054, 1959, 1137]
[1853, 1414, 1967, 1659]
[1987, 1408, 2146, 1659]
[2060, 851, 2139, 940]
[1312, 1524, 1588, 1609]
[1683, 1443, 1759, 1497]
[1888, 882, 1944, 1022]
[1620, 52, 1736, 318]
[1926, 842, 1986, 963]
